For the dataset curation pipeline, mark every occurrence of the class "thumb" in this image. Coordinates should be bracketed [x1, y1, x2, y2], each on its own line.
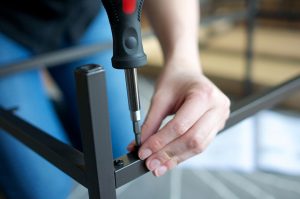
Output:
[141, 95, 172, 143]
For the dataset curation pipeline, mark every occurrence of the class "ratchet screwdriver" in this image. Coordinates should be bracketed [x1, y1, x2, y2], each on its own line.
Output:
[101, 0, 147, 146]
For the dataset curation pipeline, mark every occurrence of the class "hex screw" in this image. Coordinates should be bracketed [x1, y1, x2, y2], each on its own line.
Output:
[114, 159, 124, 167]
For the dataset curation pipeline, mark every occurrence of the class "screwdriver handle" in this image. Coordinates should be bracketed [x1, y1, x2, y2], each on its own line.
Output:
[101, 0, 147, 69]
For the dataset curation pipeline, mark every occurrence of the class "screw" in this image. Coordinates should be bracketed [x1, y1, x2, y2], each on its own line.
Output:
[114, 159, 124, 167]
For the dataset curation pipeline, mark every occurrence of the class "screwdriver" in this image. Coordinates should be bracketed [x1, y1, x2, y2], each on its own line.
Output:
[101, 0, 147, 147]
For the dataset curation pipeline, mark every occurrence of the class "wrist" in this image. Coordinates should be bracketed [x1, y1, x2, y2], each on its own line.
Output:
[164, 45, 203, 74]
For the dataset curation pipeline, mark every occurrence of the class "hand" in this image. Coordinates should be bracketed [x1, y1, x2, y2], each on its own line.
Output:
[128, 60, 230, 177]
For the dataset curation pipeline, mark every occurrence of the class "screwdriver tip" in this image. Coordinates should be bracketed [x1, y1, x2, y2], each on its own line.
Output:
[133, 121, 141, 147]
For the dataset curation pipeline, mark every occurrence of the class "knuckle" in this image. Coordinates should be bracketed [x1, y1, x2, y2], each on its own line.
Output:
[170, 121, 187, 136]
[193, 90, 209, 101]
[167, 157, 179, 169]
[187, 135, 206, 154]
[222, 99, 231, 120]
[159, 150, 175, 162]
[217, 95, 231, 117]
[172, 156, 179, 166]
[203, 84, 214, 97]
[149, 138, 164, 152]
[225, 109, 230, 119]
[160, 155, 180, 171]
[190, 86, 214, 102]
[202, 85, 214, 97]
[173, 156, 182, 166]
[223, 96, 231, 109]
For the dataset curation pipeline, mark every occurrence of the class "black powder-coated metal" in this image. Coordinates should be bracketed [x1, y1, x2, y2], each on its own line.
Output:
[75, 64, 116, 199]
[0, 72, 299, 197]
[244, 0, 258, 96]
[113, 75, 300, 187]
[257, 10, 300, 22]
[0, 43, 112, 77]
[224, 75, 300, 131]
[114, 153, 147, 188]
[0, 1, 299, 196]
[0, 11, 249, 77]
[0, 107, 87, 186]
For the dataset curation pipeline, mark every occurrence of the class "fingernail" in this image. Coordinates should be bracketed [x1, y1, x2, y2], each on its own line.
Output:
[155, 166, 167, 176]
[149, 159, 161, 171]
[139, 148, 152, 160]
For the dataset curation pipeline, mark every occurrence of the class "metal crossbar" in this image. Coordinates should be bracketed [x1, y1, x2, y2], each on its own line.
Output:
[1, 65, 299, 198]
[2, 1, 299, 198]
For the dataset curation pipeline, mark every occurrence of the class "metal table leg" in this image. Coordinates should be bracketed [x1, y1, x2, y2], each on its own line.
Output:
[1, 64, 299, 198]
[75, 64, 116, 199]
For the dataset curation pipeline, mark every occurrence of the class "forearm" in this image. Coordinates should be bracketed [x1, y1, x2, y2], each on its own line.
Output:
[144, 0, 200, 69]
[132, 1, 230, 177]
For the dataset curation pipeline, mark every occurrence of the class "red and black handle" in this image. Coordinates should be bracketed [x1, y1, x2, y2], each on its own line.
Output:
[101, 0, 147, 69]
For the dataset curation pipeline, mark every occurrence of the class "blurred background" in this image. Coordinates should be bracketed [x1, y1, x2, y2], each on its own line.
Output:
[1, 0, 300, 199]
[114, 0, 300, 198]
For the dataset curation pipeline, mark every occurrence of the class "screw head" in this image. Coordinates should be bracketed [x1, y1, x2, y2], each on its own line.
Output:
[114, 159, 124, 167]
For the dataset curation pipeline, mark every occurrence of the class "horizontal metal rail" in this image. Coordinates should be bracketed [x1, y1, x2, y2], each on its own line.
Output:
[0, 74, 299, 188]
[1, 75, 300, 188]
[258, 10, 300, 21]
[0, 43, 112, 77]
[0, 11, 247, 77]
[0, 108, 87, 186]
[114, 153, 148, 188]
[112, 74, 300, 187]
[224, 74, 300, 130]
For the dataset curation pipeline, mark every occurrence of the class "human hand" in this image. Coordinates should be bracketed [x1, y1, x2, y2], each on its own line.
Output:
[128, 60, 230, 177]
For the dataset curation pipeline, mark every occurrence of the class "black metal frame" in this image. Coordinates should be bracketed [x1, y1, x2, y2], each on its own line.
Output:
[1, 65, 299, 198]
[1, 1, 299, 198]
[244, 0, 257, 95]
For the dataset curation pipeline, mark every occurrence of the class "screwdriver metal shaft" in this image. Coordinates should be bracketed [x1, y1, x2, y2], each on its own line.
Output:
[124, 68, 142, 147]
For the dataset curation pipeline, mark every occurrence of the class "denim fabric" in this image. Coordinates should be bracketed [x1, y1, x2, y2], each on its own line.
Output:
[0, 9, 133, 199]
[48, 9, 134, 159]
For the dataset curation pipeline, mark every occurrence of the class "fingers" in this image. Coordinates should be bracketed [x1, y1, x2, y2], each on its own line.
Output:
[127, 94, 172, 152]
[127, 73, 231, 178]
[141, 95, 172, 143]
[138, 91, 214, 160]
[153, 125, 219, 177]
[144, 108, 227, 176]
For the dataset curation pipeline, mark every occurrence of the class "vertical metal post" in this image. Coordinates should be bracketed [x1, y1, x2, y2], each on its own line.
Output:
[75, 64, 116, 199]
[244, 0, 257, 96]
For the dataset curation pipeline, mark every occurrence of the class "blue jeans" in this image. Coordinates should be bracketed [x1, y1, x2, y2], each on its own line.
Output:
[0, 10, 133, 199]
